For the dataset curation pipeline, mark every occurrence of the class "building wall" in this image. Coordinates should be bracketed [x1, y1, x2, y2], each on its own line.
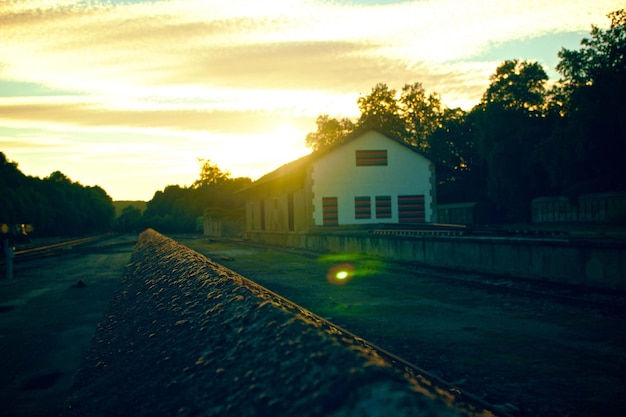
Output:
[311, 131, 435, 227]
[243, 168, 314, 233]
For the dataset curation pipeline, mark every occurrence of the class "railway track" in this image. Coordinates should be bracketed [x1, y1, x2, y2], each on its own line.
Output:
[1, 234, 118, 266]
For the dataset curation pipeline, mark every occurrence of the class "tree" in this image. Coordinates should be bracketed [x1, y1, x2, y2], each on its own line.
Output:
[305, 82, 444, 152]
[555, 10, 625, 96]
[429, 108, 486, 204]
[1, 154, 114, 236]
[305, 114, 355, 151]
[143, 161, 251, 233]
[472, 60, 553, 221]
[117, 205, 143, 233]
[399, 82, 443, 152]
[192, 159, 229, 188]
[481, 59, 548, 115]
[356, 83, 405, 138]
[545, 9, 626, 195]
[40, 171, 114, 235]
[143, 185, 193, 232]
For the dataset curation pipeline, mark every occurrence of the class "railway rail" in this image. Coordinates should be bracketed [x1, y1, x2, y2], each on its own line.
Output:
[0, 234, 118, 266]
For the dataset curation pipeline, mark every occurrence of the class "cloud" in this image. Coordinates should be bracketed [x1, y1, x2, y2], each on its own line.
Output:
[1, 0, 611, 95]
[0, 96, 316, 134]
[2, 0, 620, 105]
[1, 0, 623, 200]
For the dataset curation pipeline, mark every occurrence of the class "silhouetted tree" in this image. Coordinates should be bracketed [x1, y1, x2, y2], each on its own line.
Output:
[399, 82, 443, 152]
[430, 108, 486, 204]
[544, 9, 626, 195]
[0, 154, 114, 236]
[117, 205, 143, 233]
[307, 82, 443, 151]
[481, 59, 549, 115]
[305, 115, 355, 151]
[356, 83, 405, 138]
[472, 60, 553, 221]
[193, 159, 230, 188]
[142, 161, 251, 233]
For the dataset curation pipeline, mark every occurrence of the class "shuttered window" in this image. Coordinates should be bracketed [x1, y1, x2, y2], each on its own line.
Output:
[398, 195, 425, 223]
[354, 196, 371, 219]
[375, 196, 392, 219]
[322, 197, 338, 228]
[356, 150, 387, 166]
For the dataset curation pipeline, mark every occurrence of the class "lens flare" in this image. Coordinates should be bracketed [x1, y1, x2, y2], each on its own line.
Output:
[335, 270, 349, 280]
[327, 263, 354, 285]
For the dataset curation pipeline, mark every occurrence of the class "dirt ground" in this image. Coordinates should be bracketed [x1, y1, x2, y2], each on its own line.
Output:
[179, 236, 626, 417]
[0, 236, 134, 417]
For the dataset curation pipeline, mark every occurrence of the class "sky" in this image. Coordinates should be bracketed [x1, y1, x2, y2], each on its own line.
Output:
[0, 0, 622, 201]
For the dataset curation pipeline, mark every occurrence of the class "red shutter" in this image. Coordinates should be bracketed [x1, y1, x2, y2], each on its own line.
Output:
[322, 197, 338, 228]
[398, 195, 425, 223]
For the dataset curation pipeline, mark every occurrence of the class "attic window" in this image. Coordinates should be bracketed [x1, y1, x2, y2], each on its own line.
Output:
[356, 150, 387, 166]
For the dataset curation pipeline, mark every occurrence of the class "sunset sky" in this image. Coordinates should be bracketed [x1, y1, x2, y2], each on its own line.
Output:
[0, 0, 621, 201]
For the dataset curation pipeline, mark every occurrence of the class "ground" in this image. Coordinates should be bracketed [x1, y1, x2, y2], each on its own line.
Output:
[181, 236, 626, 417]
[0, 236, 134, 417]
[1, 233, 625, 417]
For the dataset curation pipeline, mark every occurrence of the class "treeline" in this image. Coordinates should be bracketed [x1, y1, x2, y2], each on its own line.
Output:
[306, 10, 625, 222]
[0, 152, 115, 236]
[117, 160, 251, 234]
[1, 153, 250, 237]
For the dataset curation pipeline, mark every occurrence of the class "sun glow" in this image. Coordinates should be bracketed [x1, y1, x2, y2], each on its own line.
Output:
[194, 125, 312, 182]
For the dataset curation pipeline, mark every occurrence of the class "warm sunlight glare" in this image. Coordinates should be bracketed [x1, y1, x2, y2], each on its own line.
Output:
[239, 126, 311, 170]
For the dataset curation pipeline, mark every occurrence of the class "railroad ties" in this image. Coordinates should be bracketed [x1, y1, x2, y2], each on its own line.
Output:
[61, 229, 506, 417]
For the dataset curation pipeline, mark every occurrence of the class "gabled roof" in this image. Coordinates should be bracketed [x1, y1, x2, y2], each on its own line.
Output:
[237, 126, 430, 193]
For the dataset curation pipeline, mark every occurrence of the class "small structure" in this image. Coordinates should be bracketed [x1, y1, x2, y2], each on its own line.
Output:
[202, 216, 222, 237]
[531, 192, 626, 224]
[436, 201, 493, 225]
[238, 128, 436, 235]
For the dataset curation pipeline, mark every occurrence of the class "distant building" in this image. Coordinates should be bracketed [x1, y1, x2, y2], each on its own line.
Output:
[238, 128, 436, 235]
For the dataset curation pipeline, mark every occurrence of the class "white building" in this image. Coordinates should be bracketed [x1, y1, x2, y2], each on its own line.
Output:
[238, 128, 436, 234]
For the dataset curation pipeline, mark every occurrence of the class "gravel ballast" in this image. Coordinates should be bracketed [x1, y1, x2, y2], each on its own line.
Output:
[61, 229, 498, 416]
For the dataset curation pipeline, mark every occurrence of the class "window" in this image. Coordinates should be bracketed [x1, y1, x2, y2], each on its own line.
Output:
[356, 150, 387, 166]
[398, 195, 425, 223]
[322, 197, 338, 228]
[354, 196, 371, 219]
[375, 196, 392, 218]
